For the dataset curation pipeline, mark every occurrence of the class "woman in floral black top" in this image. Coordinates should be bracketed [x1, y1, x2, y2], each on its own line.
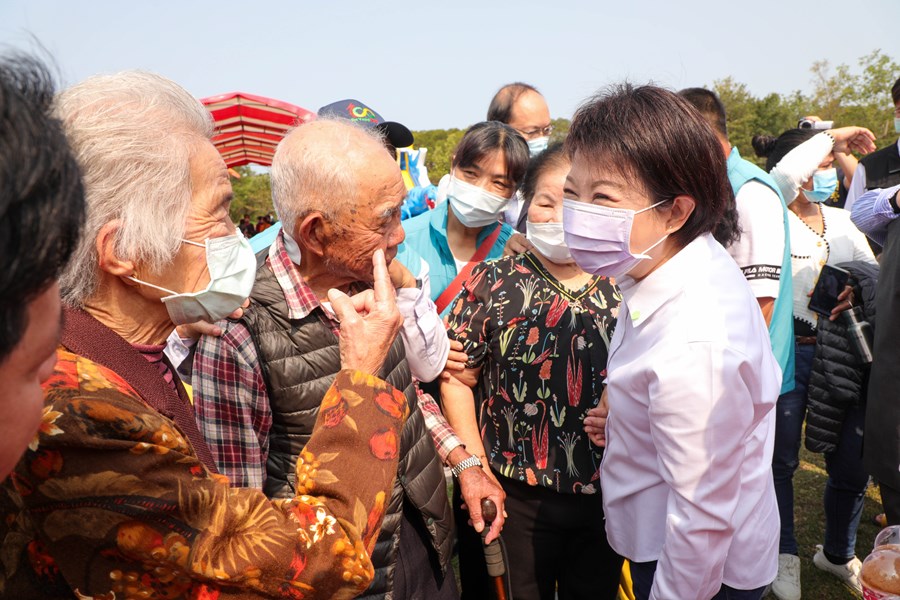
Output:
[441, 145, 624, 600]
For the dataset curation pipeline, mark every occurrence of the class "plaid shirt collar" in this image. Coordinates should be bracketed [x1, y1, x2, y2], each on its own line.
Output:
[268, 230, 324, 321]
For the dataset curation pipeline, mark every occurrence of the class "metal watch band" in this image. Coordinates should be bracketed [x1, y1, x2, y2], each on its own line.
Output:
[451, 455, 482, 477]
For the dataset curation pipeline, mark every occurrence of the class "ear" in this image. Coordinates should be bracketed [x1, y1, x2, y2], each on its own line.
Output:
[95, 220, 136, 278]
[296, 212, 328, 258]
[664, 195, 696, 234]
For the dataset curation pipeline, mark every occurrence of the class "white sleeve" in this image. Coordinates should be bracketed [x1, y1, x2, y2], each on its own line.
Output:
[396, 259, 451, 383]
[844, 163, 868, 213]
[648, 344, 755, 600]
[163, 329, 198, 381]
[769, 132, 834, 203]
[728, 181, 785, 300]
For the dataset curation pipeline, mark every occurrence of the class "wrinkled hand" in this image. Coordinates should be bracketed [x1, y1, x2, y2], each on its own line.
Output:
[329, 249, 403, 374]
[175, 299, 250, 339]
[584, 387, 609, 447]
[457, 462, 506, 544]
[503, 232, 533, 257]
[388, 258, 417, 289]
[828, 127, 876, 155]
[830, 284, 856, 321]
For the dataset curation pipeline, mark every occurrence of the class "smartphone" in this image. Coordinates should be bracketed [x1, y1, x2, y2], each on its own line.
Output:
[808, 264, 850, 317]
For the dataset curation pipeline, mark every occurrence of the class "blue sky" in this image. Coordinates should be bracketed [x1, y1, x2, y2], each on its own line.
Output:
[1, 0, 898, 131]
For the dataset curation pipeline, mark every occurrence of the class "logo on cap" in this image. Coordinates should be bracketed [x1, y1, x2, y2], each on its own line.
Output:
[347, 102, 379, 124]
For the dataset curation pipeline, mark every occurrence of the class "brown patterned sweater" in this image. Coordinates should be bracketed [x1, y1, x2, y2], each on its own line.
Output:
[0, 349, 408, 599]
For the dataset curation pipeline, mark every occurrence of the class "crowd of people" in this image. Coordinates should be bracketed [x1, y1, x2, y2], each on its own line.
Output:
[1, 46, 899, 600]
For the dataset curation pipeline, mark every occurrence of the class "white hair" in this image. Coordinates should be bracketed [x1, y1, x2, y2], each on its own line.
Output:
[55, 71, 214, 306]
[270, 117, 385, 235]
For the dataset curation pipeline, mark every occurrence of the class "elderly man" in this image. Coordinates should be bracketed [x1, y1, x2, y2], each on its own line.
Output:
[193, 119, 469, 599]
[0, 70, 409, 599]
[0, 54, 84, 481]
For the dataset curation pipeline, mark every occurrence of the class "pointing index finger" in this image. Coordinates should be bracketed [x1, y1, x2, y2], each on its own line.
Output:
[372, 249, 393, 303]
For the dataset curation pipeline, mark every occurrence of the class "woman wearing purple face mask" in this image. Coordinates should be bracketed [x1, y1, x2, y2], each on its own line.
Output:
[751, 126, 877, 598]
[569, 84, 781, 600]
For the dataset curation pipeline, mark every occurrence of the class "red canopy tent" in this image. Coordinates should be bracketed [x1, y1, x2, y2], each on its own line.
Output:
[200, 92, 316, 168]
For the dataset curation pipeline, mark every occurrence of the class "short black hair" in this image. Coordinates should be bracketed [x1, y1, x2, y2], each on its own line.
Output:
[892, 76, 900, 106]
[515, 142, 570, 232]
[487, 82, 540, 124]
[752, 128, 817, 172]
[678, 87, 728, 139]
[520, 142, 569, 203]
[566, 83, 740, 248]
[453, 121, 530, 191]
[0, 54, 84, 360]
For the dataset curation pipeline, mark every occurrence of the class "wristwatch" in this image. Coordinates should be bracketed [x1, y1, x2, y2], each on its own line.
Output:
[450, 455, 483, 478]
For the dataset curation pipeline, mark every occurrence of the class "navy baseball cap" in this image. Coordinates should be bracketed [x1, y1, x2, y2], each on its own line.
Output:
[317, 99, 414, 148]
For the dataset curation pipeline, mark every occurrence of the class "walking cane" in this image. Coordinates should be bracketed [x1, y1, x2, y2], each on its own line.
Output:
[481, 498, 510, 600]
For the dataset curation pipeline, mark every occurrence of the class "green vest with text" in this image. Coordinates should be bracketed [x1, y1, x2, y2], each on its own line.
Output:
[728, 147, 796, 394]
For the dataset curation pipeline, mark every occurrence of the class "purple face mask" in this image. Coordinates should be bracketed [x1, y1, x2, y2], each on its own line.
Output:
[562, 198, 669, 280]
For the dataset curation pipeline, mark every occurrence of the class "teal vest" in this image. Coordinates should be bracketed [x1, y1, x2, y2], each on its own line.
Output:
[727, 147, 796, 394]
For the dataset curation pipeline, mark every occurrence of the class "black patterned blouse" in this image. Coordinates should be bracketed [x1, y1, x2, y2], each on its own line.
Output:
[446, 251, 620, 494]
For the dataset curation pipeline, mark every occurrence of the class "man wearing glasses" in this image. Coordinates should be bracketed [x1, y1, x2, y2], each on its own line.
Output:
[486, 82, 553, 228]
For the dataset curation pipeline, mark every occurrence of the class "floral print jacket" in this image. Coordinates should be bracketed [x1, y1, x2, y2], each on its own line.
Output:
[0, 350, 409, 599]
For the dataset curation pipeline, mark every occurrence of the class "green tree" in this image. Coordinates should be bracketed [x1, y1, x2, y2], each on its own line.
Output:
[229, 165, 273, 222]
[808, 49, 899, 144]
[549, 117, 570, 145]
[713, 49, 898, 167]
[411, 128, 465, 183]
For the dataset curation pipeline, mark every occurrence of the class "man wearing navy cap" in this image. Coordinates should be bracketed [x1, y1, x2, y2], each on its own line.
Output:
[319, 98, 414, 155]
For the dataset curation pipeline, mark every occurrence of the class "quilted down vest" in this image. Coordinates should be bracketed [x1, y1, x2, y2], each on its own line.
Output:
[805, 261, 879, 453]
[240, 259, 453, 598]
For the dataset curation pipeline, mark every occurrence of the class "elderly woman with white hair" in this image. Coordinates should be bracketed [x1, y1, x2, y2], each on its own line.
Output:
[0, 70, 412, 599]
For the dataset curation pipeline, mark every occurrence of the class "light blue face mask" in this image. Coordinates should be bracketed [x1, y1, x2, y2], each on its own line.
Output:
[894, 117, 900, 134]
[801, 167, 838, 204]
[527, 136, 550, 157]
[128, 232, 257, 325]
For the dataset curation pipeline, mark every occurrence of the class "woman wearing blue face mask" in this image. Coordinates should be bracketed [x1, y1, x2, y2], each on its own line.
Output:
[397, 121, 529, 317]
[569, 84, 779, 600]
[751, 126, 878, 598]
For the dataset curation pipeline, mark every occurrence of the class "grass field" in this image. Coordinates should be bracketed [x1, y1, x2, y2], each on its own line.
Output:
[772, 441, 881, 600]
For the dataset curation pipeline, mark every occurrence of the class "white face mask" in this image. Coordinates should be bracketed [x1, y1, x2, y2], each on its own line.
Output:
[129, 232, 257, 325]
[526, 219, 573, 264]
[527, 136, 550, 157]
[447, 174, 510, 228]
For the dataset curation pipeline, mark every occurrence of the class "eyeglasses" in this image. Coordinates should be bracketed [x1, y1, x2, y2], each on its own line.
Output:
[518, 124, 554, 138]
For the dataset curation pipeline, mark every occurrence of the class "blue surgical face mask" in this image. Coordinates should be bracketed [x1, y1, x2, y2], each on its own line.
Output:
[802, 167, 838, 204]
[527, 136, 550, 157]
[894, 117, 900, 134]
